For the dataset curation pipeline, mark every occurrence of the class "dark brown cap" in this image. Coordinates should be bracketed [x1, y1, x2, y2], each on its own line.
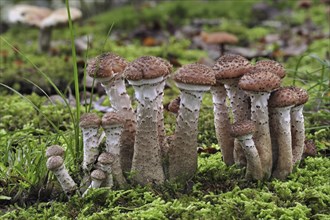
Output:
[46, 156, 64, 171]
[173, 63, 216, 85]
[79, 113, 101, 128]
[255, 60, 286, 78]
[101, 112, 124, 128]
[87, 53, 128, 79]
[97, 152, 115, 165]
[238, 71, 281, 92]
[91, 169, 106, 181]
[46, 145, 65, 158]
[124, 56, 172, 81]
[230, 120, 256, 137]
[269, 87, 299, 108]
[213, 54, 252, 80]
[289, 86, 309, 106]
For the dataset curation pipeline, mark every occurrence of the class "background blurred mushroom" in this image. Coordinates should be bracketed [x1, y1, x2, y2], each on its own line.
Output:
[201, 31, 238, 56]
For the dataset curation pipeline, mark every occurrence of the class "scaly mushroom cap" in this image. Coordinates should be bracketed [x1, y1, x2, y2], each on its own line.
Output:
[124, 56, 172, 81]
[289, 86, 309, 106]
[173, 63, 216, 85]
[269, 87, 299, 108]
[40, 7, 82, 28]
[91, 169, 106, 181]
[46, 145, 65, 158]
[230, 120, 256, 137]
[201, 32, 238, 44]
[168, 97, 181, 114]
[97, 152, 115, 165]
[255, 60, 286, 78]
[46, 156, 64, 171]
[213, 54, 253, 79]
[101, 112, 124, 127]
[87, 53, 128, 79]
[238, 71, 281, 92]
[8, 5, 52, 28]
[79, 113, 101, 128]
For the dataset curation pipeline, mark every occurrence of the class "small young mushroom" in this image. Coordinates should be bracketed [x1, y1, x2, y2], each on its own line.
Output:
[82, 169, 106, 197]
[87, 52, 136, 173]
[167, 96, 181, 114]
[79, 113, 101, 172]
[97, 152, 114, 188]
[168, 63, 216, 182]
[268, 87, 299, 180]
[46, 156, 77, 196]
[230, 120, 263, 180]
[238, 70, 281, 179]
[289, 86, 309, 164]
[101, 112, 128, 188]
[124, 56, 171, 185]
[46, 145, 65, 158]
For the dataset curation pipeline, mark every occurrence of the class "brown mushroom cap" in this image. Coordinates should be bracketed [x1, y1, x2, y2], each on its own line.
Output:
[86, 53, 128, 79]
[8, 5, 52, 27]
[269, 87, 299, 108]
[97, 152, 115, 165]
[238, 71, 281, 92]
[40, 8, 82, 28]
[124, 56, 172, 81]
[173, 63, 216, 86]
[230, 120, 256, 137]
[201, 32, 238, 45]
[168, 97, 181, 114]
[101, 112, 124, 127]
[91, 169, 106, 181]
[46, 145, 65, 158]
[289, 86, 309, 106]
[255, 60, 286, 78]
[79, 113, 101, 128]
[213, 54, 253, 79]
[46, 156, 64, 171]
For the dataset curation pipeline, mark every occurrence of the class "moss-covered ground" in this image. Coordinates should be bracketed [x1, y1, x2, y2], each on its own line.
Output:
[0, 0, 329, 219]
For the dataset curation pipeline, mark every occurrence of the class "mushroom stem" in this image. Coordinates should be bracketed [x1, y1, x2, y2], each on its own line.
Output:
[291, 105, 305, 164]
[270, 106, 293, 179]
[211, 84, 235, 165]
[236, 134, 263, 180]
[168, 84, 210, 182]
[81, 127, 100, 171]
[39, 27, 52, 52]
[248, 92, 272, 178]
[129, 77, 165, 185]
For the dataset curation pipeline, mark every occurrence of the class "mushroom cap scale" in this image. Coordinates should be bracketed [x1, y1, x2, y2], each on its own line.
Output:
[230, 120, 256, 137]
[101, 112, 125, 127]
[46, 156, 64, 171]
[91, 169, 106, 181]
[238, 71, 281, 92]
[40, 7, 82, 28]
[79, 113, 101, 128]
[87, 53, 128, 79]
[46, 145, 65, 158]
[173, 63, 216, 86]
[255, 60, 286, 78]
[289, 86, 309, 106]
[97, 152, 115, 165]
[268, 87, 299, 108]
[213, 54, 253, 79]
[124, 56, 172, 81]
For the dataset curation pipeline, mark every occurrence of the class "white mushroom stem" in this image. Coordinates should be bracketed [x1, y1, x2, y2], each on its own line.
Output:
[103, 125, 128, 188]
[236, 134, 263, 180]
[82, 127, 100, 171]
[129, 77, 165, 185]
[100, 77, 136, 173]
[270, 106, 293, 180]
[248, 92, 272, 179]
[211, 85, 235, 165]
[168, 83, 210, 181]
[291, 104, 305, 164]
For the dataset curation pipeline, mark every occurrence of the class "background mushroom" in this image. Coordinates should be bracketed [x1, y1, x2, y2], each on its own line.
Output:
[201, 31, 238, 56]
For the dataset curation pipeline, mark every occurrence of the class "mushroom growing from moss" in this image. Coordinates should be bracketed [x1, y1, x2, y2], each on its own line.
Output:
[46, 156, 77, 196]
[83, 169, 106, 197]
[87, 52, 136, 173]
[230, 120, 263, 180]
[168, 63, 216, 182]
[124, 56, 171, 185]
[289, 86, 309, 164]
[268, 87, 298, 180]
[238, 70, 281, 179]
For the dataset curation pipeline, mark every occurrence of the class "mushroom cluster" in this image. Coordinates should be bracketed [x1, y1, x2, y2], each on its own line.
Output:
[46, 53, 309, 196]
